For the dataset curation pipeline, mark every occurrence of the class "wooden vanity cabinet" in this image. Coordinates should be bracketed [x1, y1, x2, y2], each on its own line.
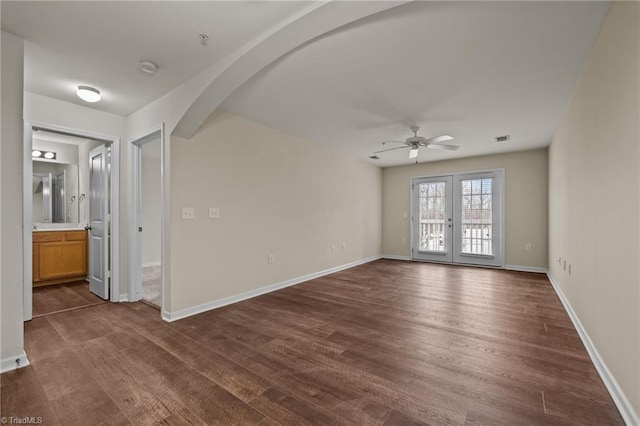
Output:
[32, 230, 88, 286]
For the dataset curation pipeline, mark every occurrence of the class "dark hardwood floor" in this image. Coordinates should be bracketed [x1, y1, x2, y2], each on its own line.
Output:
[1, 260, 623, 425]
[32, 280, 107, 318]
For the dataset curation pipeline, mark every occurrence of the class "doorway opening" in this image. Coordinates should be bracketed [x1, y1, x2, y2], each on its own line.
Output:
[411, 169, 504, 267]
[129, 126, 168, 314]
[23, 123, 120, 321]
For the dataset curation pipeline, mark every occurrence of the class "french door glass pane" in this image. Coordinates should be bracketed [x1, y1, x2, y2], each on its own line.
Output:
[419, 182, 446, 252]
[461, 178, 493, 255]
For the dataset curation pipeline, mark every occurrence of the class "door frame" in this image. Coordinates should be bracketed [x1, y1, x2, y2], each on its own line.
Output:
[23, 121, 121, 321]
[409, 168, 505, 268]
[128, 124, 170, 317]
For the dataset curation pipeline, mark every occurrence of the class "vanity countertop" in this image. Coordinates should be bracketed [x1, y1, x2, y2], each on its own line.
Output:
[33, 224, 87, 232]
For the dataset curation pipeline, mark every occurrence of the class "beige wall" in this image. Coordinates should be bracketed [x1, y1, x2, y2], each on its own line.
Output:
[382, 148, 548, 269]
[548, 2, 640, 417]
[169, 110, 382, 312]
[1, 32, 25, 368]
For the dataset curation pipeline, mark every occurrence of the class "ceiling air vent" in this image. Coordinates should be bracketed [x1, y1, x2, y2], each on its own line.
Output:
[495, 135, 510, 142]
[369, 155, 380, 160]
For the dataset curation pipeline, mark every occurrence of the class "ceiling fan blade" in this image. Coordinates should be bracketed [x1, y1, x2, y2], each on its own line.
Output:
[373, 145, 409, 154]
[423, 134, 454, 144]
[425, 142, 460, 151]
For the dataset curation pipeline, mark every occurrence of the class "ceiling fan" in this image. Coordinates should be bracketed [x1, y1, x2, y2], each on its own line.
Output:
[373, 125, 459, 160]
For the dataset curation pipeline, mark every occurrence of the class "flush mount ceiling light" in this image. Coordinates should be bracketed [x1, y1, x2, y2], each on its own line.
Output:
[199, 33, 209, 46]
[139, 60, 158, 75]
[77, 85, 101, 103]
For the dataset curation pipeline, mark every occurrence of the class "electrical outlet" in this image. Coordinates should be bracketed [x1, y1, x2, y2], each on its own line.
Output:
[268, 254, 275, 264]
[524, 243, 531, 251]
[181, 207, 194, 220]
[331, 245, 336, 252]
[403, 212, 408, 219]
[341, 242, 346, 251]
[208, 207, 220, 219]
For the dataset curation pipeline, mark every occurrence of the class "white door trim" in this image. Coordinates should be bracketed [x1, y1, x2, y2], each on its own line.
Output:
[128, 124, 169, 317]
[23, 121, 121, 320]
[23, 122, 33, 320]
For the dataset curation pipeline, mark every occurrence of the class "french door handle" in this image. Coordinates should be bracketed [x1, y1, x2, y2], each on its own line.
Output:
[85, 225, 92, 231]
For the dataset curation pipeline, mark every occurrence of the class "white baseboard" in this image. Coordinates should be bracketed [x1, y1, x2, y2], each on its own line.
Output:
[547, 272, 640, 426]
[382, 254, 412, 261]
[119, 294, 129, 302]
[504, 264, 548, 273]
[162, 255, 382, 322]
[382, 258, 548, 274]
[1, 350, 30, 373]
[142, 261, 161, 268]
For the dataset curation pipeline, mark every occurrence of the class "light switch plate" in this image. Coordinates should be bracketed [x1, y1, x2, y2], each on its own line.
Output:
[181, 207, 194, 220]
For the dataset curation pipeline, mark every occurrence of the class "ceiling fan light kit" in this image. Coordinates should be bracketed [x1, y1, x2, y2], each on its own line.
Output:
[372, 125, 460, 161]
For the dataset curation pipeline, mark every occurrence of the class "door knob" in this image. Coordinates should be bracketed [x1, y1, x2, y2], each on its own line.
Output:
[85, 225, 92, 231]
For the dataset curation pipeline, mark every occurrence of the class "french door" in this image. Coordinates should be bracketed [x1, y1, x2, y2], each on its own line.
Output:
[411, 170, 504, 267]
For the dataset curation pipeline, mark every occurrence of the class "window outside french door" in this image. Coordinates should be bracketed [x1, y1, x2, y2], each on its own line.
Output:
[411, 170, 503, 267]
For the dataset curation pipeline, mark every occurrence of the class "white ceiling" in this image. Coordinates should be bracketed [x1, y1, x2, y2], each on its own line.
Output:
[1, 1, 310, 116]
[2, 1, 609, 167]
[221, 1, 610, 166]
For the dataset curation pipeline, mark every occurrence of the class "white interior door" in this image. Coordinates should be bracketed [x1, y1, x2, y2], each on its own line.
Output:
[411, 170, 504, 267]
[412, 176, 453, 262]
[88, 144, 110, 299]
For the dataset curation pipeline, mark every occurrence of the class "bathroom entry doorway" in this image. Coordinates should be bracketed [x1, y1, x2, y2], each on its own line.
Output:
[23, 123, 121, 321]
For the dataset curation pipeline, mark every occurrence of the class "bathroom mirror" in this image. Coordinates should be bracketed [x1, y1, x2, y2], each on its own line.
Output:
[33, 160, 80, 223]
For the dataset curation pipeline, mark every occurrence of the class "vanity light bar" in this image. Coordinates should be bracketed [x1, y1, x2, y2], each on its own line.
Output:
[32, 150, 56, 160]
